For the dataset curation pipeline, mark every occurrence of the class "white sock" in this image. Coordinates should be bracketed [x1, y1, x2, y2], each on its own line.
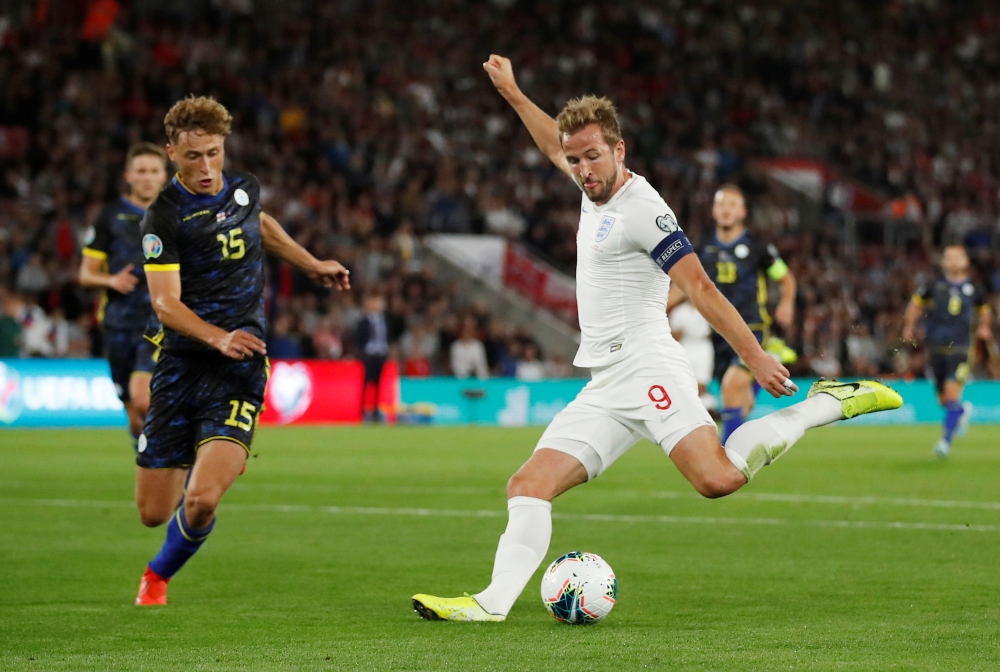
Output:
[724, 393, 842, 480]
[473, 496, 552, 616]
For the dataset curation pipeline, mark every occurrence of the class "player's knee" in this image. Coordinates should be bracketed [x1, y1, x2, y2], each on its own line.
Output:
[137, 506, 172, 528]
[184, 490, 221, 524]
[506, 471, 553, 501]
[693, 471, 742, 499]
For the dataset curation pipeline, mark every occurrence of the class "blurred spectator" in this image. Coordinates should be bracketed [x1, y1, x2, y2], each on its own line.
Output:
[266, 314, 303, 360]
[354, 293, 390, 420]
[312, 317, 344, 359]
[450, 316, 488, 380]
[0, 0, 997, 384]
[515, 342, 546, 381]
[0, 287, 22, 357]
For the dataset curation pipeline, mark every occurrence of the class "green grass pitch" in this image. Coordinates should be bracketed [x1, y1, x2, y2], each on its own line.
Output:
[2, 425, 1000, 671]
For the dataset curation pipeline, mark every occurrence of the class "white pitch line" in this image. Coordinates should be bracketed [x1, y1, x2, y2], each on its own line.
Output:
[2, 498, 999, 533]
[229, 482, 1000, 512]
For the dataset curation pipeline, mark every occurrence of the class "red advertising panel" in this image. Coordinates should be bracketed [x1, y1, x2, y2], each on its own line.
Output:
[260, 359, 398, 425]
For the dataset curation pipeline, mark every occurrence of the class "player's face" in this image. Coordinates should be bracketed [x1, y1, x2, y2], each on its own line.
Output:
[562, 125, 625, 206]
[167, 131, 226, 195]
[712, 190, 746, 230]
[942, 246, 969, 276]
[124, 155, 168, 205]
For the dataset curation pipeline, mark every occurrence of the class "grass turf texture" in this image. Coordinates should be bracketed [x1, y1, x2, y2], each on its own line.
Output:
[2, 426, 999, 671]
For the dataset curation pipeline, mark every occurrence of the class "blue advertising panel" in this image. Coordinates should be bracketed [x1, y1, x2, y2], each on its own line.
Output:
[400, 377, 1000, 427]
[0, 359, 127, 428]
[398, 378, 588, 426]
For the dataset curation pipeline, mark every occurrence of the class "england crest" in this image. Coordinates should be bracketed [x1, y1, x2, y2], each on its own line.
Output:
[596, 215, 616, 242]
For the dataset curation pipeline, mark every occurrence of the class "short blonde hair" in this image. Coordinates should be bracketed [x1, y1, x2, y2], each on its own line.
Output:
[164, 95, 233, 145]
[555, 95, 622, 147]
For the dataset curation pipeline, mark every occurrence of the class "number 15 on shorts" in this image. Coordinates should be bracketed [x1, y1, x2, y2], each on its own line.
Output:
[648, 385, 672, 411]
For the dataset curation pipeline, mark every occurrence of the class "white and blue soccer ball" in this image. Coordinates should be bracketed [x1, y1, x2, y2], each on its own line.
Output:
[540, 551, 617, 624]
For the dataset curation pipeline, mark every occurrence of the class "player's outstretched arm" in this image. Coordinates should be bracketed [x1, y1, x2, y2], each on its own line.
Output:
[259, 212, 350, 290]
[668, 255, 795, 398]
[483, 54, 573, 179]
[146, 269, 266, 360]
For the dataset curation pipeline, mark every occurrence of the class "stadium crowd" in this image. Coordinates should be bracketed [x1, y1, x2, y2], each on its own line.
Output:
[1, 0, 998, 379]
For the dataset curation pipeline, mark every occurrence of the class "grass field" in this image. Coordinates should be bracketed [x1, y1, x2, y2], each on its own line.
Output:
[2, 425, 1000, 671]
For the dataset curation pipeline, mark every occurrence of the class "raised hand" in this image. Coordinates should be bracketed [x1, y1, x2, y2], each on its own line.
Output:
[483, 54, 518, 98]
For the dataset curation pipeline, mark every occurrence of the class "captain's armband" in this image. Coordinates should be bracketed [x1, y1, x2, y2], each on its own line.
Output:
[650, 231, 694, 273]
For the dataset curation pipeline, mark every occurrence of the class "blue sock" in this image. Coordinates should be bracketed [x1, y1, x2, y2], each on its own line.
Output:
[721, 407, 745, 443]
[148, 507, 215, 579]
[942, 402, 964, 444]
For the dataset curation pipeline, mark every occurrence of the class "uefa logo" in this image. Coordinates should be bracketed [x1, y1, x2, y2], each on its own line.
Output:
[142, 234, 163, 259]
[0, 361, 24, 424]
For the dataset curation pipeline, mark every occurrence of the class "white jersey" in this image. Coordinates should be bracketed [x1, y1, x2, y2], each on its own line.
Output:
[574, 172, 691, 368]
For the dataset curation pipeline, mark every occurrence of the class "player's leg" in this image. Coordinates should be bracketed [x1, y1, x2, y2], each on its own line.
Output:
[128, 339, 156, 426]
[107, 330, 144, 448]
[413, 392, 636, 622]
[128, 372, 152, 426]
[466, 448, 589, 617]
[720, 364, 755, 442]
[135, 466, 188, 527]
[672, 380, 902, 491]
[935, 356, 967, 457]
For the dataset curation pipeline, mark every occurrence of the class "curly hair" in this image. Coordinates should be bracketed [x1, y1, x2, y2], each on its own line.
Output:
[163, 95, 232, 144]
[555, 95, 622, 147]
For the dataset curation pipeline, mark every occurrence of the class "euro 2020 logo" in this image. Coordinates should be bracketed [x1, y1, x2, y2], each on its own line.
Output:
[0, 361, 24, 424]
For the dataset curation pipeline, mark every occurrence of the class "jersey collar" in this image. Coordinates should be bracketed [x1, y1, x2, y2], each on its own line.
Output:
[119, 196, 147, 216]
[713, 229, 748, 247]
[173, 173, 229, 204]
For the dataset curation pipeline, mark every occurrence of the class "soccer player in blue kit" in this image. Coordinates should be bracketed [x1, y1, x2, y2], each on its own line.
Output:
[133, 96, 351, 605]
[79, 143, 169, 447]
[902, 244, 993, 458]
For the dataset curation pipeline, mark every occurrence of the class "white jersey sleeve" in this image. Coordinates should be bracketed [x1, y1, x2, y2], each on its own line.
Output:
[620, 197, 694, 274]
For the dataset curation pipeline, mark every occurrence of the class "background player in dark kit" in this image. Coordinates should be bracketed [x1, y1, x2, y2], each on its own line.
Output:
[903, 244, 993, 458]
[133, 96, 350, 605]
[79, 143, 169, 445]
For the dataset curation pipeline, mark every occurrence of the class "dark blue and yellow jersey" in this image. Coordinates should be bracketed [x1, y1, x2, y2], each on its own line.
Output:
[697, 233, 788, 329]
[140, 172, 265, 354]
[913, 276, 988, 353]
[81, 197, 156, 332]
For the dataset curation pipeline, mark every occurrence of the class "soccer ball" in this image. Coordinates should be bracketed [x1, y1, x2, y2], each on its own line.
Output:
[540, 551, 617, 624]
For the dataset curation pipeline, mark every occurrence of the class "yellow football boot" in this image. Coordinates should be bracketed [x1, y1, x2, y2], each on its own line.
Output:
[808, 379, 903, 420]
[411, 594, 505, 622]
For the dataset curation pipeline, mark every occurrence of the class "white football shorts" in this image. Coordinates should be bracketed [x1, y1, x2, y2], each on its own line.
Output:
[536, 333, 716, 479]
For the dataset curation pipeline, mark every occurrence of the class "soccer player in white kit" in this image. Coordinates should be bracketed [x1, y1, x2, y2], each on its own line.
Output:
[412, 55, 903, 622]
[668, 302, 716, 410]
